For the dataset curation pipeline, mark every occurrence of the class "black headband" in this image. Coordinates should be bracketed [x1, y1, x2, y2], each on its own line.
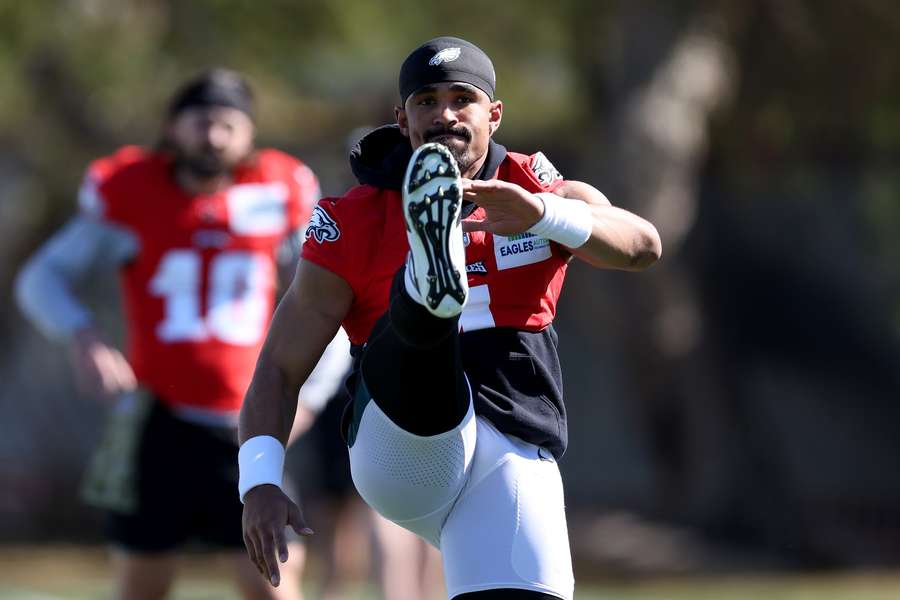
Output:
[167, 69, 255, 119]
[399, 36, 496, 104]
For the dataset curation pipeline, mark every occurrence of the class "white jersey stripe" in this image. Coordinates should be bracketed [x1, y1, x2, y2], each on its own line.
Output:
[459, 283, 495, 332]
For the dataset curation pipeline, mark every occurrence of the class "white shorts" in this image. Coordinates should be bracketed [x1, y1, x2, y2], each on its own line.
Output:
[349, 396, 574, 599]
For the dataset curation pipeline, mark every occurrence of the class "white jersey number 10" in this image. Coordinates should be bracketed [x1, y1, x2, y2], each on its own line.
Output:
[149, 249, 272, 345]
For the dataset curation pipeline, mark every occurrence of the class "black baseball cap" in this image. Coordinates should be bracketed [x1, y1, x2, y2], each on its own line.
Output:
[167, 68, 255, 120]
[399, 36, 496, 104]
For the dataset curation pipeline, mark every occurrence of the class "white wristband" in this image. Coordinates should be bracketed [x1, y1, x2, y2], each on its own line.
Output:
[528, 192, 593, 249]
[238, 435, 285, 503]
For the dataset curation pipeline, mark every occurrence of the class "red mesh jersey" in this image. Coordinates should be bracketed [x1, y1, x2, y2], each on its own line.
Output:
[302, 151, 568, 346]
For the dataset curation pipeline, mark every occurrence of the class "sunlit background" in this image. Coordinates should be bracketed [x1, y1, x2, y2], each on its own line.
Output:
[2, 1, 900, 598]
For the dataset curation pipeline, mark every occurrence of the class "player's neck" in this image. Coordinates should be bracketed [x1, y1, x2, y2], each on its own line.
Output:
[174, 167, 233, 196]
[461, 153, 487, 179]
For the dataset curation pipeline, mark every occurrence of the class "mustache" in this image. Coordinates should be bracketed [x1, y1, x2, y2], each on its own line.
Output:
[424, 126, 471, 143]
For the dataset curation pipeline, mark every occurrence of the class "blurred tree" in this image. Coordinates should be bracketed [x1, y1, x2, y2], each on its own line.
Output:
[4, 0, 900, 570]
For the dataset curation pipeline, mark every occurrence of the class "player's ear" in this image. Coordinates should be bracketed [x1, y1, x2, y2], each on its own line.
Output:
[395, 106, 410, 137]
[488, 100, 502, 137]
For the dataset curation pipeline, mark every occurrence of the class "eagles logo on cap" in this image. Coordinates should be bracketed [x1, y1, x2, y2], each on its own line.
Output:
[399, 36, 496, 103]
[429, 47, 461, 66]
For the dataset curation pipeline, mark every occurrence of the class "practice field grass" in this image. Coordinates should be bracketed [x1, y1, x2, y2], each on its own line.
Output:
[2, 546, 900, 599]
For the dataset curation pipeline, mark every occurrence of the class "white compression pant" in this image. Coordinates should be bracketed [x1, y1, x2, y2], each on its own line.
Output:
[349, 396, 574, 599]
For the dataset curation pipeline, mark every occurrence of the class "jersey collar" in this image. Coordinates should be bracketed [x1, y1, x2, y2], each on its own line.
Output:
[349, 124, 507, 191]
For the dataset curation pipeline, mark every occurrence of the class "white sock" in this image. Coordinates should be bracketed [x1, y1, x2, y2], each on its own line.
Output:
[403, 255, 426, 306]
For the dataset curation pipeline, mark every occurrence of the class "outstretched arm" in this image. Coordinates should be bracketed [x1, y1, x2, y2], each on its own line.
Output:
[553, 180, 661, 270]
[462, 178, 661, 271]
[239, 258, 353, 587]
[239, 259, 352, 445]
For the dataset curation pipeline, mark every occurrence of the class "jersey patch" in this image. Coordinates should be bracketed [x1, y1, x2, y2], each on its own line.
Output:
[531, 152, 562, 187]
[466, 260, 488, 275]
[226, 182, 289, 235]
[305, 205, 341, 243]
[493, 233, 552, 270]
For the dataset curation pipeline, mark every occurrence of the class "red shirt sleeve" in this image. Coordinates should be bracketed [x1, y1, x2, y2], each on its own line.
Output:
[300, 197, 359, 288]
[524, 151, 566, 193]
[502, 150, 567, 195]
[79, 146, 146, 223]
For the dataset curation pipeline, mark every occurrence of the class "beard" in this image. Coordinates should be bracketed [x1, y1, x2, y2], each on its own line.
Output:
[172, 144, 239, 178]
[424, 126, 474, 173]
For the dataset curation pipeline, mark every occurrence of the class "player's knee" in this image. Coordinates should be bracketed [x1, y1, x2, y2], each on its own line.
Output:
[350, 399, 475, 529]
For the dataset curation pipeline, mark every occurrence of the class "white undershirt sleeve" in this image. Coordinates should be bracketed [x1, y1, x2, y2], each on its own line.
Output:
[15, 216, 139, 340]
[297, 329, 353, 413]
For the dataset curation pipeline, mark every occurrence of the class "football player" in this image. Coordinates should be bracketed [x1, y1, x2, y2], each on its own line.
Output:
[15, 69, 346, 600]
[239, 37, 662, 599]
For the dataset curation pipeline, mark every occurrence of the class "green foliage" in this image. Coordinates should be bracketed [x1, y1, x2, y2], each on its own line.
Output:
[5, 0, 900, 558]
[3, 0, 900, 320]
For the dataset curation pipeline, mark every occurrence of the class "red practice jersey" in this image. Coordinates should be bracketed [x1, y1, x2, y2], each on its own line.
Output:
[302, 151, 567, 345]
[83, 146, 319, 413]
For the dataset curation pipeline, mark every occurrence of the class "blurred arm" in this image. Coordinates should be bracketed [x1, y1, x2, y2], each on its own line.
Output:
[15, 216, 138, 339]
[16, 215, 139, 397]
[287, 328, 353, 443]
[297, 328, 352, 414]
[239, 259, 354, 446]
[275, 228, 304, 290]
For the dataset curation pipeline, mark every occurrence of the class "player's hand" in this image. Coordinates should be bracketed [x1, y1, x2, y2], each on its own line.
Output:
[69, 327, 137, 401]
[461, 178, 545, 236]
[242, 484, 314, 587]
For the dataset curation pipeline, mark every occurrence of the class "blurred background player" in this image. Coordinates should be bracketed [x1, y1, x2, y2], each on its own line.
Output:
[372, 511, 444, 600]
[14, 68, 344, 600]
